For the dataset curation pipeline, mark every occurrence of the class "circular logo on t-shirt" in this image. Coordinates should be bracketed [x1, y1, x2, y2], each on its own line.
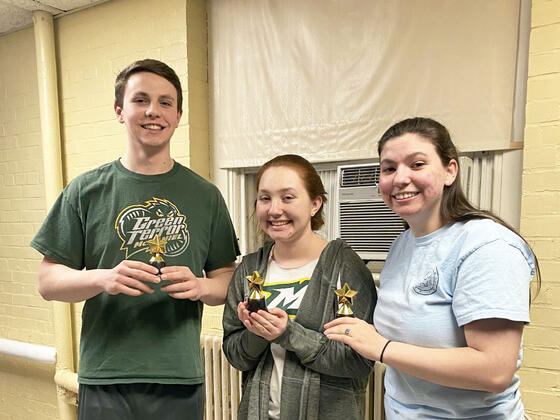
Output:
[412, 269, 439, 295]
[115, 197, 190, 258]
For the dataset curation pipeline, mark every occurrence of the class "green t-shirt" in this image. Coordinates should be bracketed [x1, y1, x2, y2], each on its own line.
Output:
[31, 160, 240, 385]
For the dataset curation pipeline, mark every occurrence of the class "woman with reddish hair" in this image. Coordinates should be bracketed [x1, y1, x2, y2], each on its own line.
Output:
[223, 154, 377, 420]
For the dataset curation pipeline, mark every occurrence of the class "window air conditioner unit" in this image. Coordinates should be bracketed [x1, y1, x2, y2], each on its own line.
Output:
[335, 163, 406, 261]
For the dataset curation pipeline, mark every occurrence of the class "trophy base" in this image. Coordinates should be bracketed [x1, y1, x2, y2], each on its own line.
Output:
[335, 312, 354, 318]
[247, 298, 268, 313]
[150, 261, 166, 275]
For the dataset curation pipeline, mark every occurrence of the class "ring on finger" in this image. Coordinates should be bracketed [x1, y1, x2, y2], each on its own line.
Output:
[344, 328, 351, 336]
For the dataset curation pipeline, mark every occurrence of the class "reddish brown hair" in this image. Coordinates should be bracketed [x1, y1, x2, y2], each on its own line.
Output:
[256, 154, 327, 231]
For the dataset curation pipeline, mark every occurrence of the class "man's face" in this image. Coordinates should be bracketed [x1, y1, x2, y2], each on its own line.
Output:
[115, 72, 182, 151]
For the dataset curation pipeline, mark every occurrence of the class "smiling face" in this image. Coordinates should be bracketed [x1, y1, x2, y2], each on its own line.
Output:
[379, 133, 458, 236]
[115, 71, 182, 152]
[256, 166, 322, 245]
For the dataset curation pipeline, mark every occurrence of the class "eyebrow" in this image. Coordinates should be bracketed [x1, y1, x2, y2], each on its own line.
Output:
[380, 152, 428, 165]
[132, 91, 175, 102]
[258, 188, 297, 194]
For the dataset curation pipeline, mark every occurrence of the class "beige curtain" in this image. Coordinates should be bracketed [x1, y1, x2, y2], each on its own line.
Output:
[209, 0, 521, 168]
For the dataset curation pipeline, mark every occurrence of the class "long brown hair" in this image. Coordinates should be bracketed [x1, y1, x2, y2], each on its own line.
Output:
[378, 117, 541, 297]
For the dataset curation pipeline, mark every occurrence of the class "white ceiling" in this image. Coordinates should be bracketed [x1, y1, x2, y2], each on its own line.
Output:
[0, 0, 110, 36]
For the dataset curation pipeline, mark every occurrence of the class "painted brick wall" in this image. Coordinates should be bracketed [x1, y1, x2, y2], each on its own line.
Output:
[185, 0, 227, 336]
[54, 0, 189, 183]
[187, 0, 211, 180]
[519, 0, 560, 418]
[0, 27, 58, 420]
[1, 0, 194, 418]
[0, 27, 52, 347]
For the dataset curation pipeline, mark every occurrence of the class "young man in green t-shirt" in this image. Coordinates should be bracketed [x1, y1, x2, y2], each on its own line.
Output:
[31, 59, 240, 420]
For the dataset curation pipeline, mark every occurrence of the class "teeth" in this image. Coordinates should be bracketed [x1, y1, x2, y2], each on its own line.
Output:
[270, 221, 290, 226]
[394, 192, 417, 200]
[143, 124, 163, 130]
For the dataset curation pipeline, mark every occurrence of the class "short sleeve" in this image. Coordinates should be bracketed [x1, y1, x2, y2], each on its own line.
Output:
[452, 239, 532, 327]
[30, 190, 85, 270]
[204, 190, 240, 272]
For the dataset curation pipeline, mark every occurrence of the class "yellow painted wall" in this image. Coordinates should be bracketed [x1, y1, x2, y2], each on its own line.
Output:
[54, 0, 189, 183]
[519, 1, 560, 418]
[0, 355, 58, 420]
[0, 27, 59, 420]
[0, 28, 51, 345]
[184, 0, 227, 336]
[0, 0, 208, 418]
[186, 0, 210, 180]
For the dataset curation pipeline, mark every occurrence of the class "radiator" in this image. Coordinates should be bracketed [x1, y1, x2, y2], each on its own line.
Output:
[201, 334, 386, 420]
[202, 335, 242, 420]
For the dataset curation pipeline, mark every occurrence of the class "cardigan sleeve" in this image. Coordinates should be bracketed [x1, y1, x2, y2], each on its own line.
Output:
[222, 258, 270, 372]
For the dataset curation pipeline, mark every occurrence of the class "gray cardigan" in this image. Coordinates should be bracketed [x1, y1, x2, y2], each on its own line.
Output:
[222, 239, 377, 420]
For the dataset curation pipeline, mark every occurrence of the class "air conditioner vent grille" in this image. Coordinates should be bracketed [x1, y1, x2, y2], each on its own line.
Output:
[341, 166, 380, 187]
[339, 201, 405, 253]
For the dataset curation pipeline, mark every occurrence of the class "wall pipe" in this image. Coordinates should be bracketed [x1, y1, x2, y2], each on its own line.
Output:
[0, 338, 55, 364]
[55, 369, 79, 395]
[32, 10, 78, 420]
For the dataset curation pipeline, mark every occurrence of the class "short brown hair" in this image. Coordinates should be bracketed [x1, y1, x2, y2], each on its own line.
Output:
[114, 59, 183, 112]
[256, 154, 327, 231]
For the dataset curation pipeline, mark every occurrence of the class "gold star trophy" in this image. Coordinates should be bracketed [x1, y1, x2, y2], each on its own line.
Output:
[334, 282, 357, 317]
[147, 235, 167, 275]
[246, 271, 268, 313]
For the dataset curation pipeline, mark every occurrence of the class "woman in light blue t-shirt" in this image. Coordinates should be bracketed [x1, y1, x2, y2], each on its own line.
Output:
[325, 117, 540, 420]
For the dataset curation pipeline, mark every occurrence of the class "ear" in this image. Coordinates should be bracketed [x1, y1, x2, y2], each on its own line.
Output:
[311, 196, 323, 217]
[114, 103, 125, 124]
[174, 110, 183, 127]
[444, 159, 458, 186]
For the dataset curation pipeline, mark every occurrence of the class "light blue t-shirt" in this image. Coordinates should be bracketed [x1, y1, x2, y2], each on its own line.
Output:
[374, 219, 535, 420]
